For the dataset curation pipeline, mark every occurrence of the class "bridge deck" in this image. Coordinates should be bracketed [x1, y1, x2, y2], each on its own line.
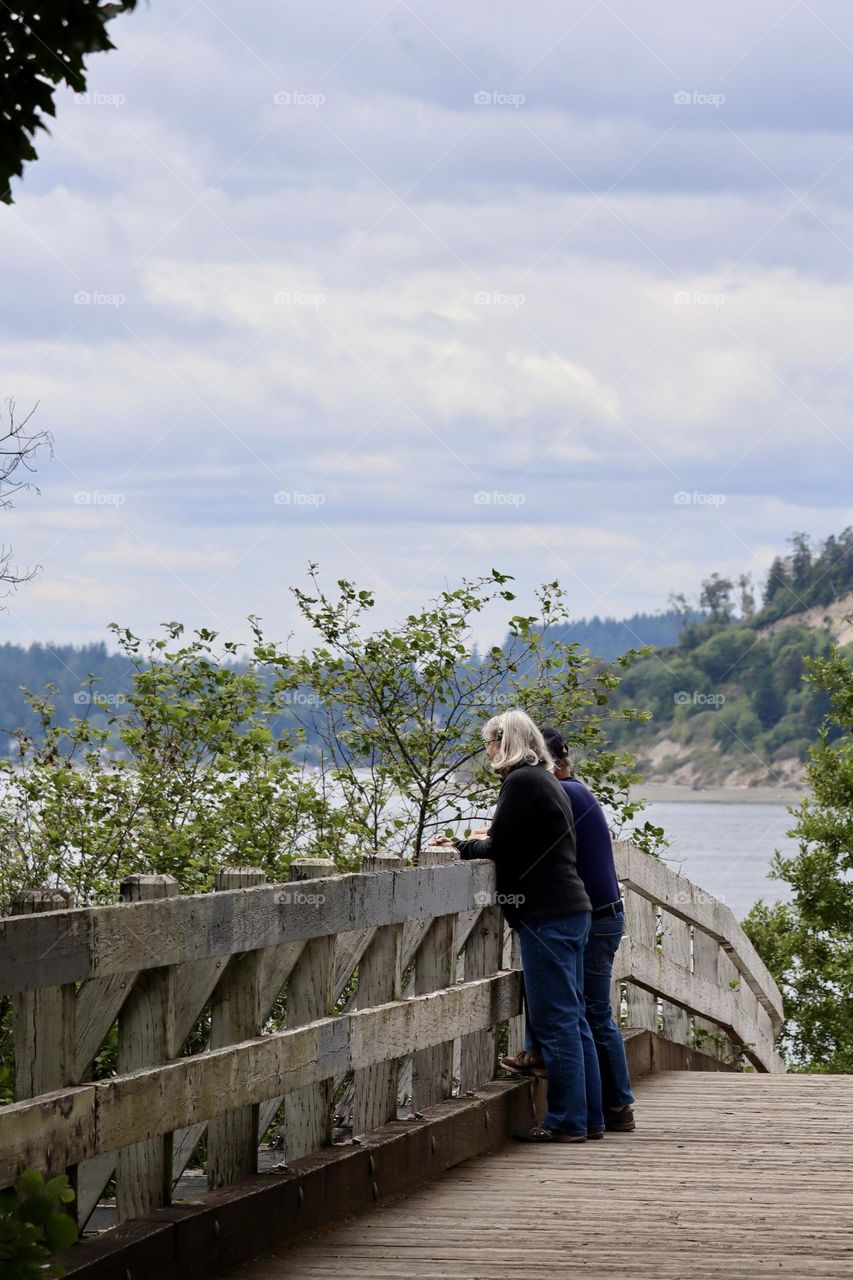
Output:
[229, 1071, 853, 1280]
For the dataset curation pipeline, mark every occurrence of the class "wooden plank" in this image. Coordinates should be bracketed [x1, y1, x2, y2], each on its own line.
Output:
[614, 840, 783, 1027]
[11, 890, 77, 1101]
[10, 889, 79, 1221]
[412, 845, 458, 1112]
[76, 890, 255, 1225]
[624, 889, 657, 1032]
[458, 904, 502, 1093]
[503, 924, 524, 1057]
[115, 875, 179, 1223]
[659, 910, 690, 1046]
[217, 1072, 853, 1280]
[353, 853, 403, 1136]
[0, 972, 521, 1184]
[74, 974, 134, 1083]
[282, 859, 336, 1162]
[0, 861, 497, 995]
[692, 925, 725, 1060]
[207, 868, 265, 1189]
[613, 934, 779, 1071]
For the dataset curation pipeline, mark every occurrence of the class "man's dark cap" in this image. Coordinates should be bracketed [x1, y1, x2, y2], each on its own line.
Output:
[539, 724, 568, 758]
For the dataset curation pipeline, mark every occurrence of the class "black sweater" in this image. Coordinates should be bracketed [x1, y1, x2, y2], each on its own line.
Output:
[455, 763, 592, 928]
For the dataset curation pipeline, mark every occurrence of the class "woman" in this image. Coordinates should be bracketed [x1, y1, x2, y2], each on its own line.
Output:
[434, 708, 604, 1143]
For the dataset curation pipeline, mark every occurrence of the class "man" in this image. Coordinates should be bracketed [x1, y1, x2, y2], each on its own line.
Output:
[502, 725, 636, 1133]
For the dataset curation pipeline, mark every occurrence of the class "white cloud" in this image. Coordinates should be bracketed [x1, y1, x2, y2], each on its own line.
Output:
[0, 0, 851, 648]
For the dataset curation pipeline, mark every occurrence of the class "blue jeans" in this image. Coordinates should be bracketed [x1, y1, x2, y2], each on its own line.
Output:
[519, 911, 604, 1137]
[584, 911, 634, 1110]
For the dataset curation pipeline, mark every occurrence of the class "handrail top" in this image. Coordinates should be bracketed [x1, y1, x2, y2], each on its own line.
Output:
[0, 843, 783, 1031]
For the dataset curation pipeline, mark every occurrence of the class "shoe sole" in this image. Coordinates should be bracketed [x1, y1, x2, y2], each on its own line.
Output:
[500, 1060, 547, 1079]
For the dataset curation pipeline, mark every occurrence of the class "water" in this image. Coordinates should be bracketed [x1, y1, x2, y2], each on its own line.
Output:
[628, 801, 798, 921]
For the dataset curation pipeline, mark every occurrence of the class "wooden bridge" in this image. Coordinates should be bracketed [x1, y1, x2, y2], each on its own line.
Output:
[1, 842, 851, 1278]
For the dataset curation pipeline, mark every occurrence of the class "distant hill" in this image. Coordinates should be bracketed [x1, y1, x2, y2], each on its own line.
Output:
[603, 545, 853, 789]
[0, 641, 136, 749]
[529, 608, 704, 664]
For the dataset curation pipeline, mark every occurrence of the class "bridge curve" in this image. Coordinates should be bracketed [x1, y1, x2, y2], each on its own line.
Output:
[0, 840, 842, 1279]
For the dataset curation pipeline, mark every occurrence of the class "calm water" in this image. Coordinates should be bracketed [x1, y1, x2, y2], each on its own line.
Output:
[626, 802, 797, 921]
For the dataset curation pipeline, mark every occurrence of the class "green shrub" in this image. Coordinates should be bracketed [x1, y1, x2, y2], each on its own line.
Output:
[0, 1170, 77, 1278]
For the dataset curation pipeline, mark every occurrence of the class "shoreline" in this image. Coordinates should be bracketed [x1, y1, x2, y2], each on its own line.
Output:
[628, 783, 808, 806]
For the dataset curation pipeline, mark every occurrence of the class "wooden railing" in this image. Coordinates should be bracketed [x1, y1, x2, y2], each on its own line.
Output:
[0, 840, 784, 1239]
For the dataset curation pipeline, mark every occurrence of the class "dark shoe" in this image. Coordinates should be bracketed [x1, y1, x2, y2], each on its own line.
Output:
[605, 1106, 636, 1132]
[501, 1051, 546, 1078]
[514, 1124, 586, 1144]
[587, 1130, 605, 1140]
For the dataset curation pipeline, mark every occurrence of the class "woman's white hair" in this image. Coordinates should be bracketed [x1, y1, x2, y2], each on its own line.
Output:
[483, 708, 556, 776]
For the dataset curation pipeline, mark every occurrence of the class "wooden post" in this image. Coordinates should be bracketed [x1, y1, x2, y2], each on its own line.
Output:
[352, 852, 403, 1136]
[283, 858, 336, 1161]
[659, 910, 690, 1046]
[10, 888, 78, 1214]
[412, 844, 458, 1111]
[207, 867, 266, 1188]
[716, 945, 742, 1063]
[503, 924, 525, 1056]
[116, 874, 179, 1223]
[11, 889, 76, 1102]
[459, 902, 502, 1092]
[692, 926, 723, 1058]
[623, 889, 657, 1032]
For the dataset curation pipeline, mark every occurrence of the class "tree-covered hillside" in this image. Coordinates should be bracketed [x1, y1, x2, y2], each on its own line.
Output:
[760, 529, 853, 625]
[605, 530, 853, 785]
[609, 617, 839, 785]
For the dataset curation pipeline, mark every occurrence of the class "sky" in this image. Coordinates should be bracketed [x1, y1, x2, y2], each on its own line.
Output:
[2, 0, 853, 653]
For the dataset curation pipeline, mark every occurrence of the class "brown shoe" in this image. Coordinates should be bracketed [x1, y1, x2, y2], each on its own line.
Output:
[515, 1124, 586, 1144]
[587, 1130, 605, 1140]
[605, 1106, 636, 1132]
[501, 1051, 546, 1078]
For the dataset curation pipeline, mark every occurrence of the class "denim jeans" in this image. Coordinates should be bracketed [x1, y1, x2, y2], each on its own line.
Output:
[584, 911, 634, 1110]
[519, 911, 604, 1137]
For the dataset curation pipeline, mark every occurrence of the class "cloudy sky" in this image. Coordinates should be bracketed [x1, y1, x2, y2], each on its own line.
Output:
[3, 0, 853, 651]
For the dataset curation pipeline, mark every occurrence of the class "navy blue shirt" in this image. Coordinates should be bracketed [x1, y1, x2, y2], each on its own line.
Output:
[559, 778, 620, 910]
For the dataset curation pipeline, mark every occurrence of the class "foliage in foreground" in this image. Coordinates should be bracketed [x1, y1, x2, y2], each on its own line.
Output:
[0, 568, 661, 914]
[744, 641, 853, 1071]
[0, 1170, 76, 1278]
[1, 3, 137, 203]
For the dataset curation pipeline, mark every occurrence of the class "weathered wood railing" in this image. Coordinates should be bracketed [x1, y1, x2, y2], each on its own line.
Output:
[0, 840, 784, 1243]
